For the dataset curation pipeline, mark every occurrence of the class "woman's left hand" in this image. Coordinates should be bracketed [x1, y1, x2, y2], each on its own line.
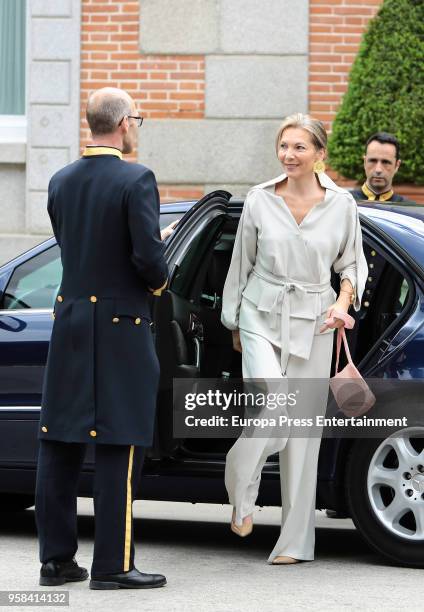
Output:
[161, 219, 179, 241]
[319, 296, 350, 333]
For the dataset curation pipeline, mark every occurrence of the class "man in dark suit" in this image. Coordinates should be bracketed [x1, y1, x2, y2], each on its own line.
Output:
[35, 87, 169, 590]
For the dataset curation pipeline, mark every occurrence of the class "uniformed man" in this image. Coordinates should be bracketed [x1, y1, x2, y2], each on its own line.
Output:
[35, 87, 169, 590]
[351, 131, 403, 204]
[351, 132, 404, 321]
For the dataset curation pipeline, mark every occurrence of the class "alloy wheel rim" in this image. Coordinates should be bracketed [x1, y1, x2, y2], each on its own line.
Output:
[367, 427, 424, 541]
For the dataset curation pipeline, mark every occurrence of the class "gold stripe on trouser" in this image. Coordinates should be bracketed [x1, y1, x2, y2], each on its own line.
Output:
[124, 445, 135, 571]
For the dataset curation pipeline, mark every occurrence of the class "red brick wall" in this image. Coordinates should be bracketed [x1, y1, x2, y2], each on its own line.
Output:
[80, 0, 205, 201]
[309, 0, 423, 202]
[79, 0, 423, 203]
[309, 0, 382, 132]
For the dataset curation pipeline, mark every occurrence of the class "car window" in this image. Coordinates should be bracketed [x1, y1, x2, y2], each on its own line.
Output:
[397, 278, 409, 311]
[171, 217, 225, 299]
[1, 245, 62, 310]
[352, 237, 413, 364]
[0, 213, 183, 311]
[159, 212, 185, 230]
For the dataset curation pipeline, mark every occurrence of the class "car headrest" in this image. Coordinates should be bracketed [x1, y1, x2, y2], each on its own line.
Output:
[206, 240, 233, 295]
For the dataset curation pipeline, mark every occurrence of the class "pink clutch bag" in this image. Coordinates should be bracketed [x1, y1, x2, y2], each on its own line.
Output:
[324, 310, 376, 417]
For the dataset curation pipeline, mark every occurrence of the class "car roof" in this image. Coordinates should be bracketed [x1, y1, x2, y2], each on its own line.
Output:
[160, 201, 195, 213]
[358, 203, 424, 238]
[357, 203, 424, 272]
[358, 200, 424, 223]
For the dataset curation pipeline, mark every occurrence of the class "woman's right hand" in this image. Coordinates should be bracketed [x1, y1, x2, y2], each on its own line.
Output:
[232, 329, 242, 353]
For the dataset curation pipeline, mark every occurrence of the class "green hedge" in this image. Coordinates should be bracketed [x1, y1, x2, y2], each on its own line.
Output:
[328, 0, 424, 185]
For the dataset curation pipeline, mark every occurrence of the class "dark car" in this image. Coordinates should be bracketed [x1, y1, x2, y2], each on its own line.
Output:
[0, 192, 423, 568]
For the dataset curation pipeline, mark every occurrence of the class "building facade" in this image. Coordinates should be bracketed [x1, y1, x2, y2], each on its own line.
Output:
[0, 0, 421, 264]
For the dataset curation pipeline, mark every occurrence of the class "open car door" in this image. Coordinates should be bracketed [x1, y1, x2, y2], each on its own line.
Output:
[151, 190, 232, 457]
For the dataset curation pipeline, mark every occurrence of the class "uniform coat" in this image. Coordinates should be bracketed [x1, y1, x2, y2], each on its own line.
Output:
[351, 183, 405, 203]
[39, 147, 168, 446]
[351, 184, 404, 315]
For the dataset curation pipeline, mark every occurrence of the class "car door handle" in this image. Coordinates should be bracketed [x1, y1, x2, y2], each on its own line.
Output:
[192, 337, 201, 369]
[187, 313, 203, 371]
[187, 312, 204, 341]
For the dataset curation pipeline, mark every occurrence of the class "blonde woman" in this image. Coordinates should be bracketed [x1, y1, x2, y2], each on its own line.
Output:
[221, 114, 368, 565]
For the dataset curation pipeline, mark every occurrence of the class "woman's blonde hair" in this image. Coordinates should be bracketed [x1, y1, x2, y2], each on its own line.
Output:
[275, 113, 327, 156]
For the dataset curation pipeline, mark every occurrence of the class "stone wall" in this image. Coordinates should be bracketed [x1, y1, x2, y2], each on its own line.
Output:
[0, 0, 81, 264]
[138, 0, 309, 197]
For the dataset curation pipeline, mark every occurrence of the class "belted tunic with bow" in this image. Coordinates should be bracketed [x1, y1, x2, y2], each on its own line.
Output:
[221, 173, 368, 374]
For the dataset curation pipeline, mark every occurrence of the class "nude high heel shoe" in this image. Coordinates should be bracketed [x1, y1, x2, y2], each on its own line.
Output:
[271, 556, 301, 565]
[230, 508, 253, 537]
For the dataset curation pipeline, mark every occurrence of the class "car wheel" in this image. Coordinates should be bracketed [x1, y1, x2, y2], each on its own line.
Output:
[345, 426, 424, 567]
[0, 494, 35, 512]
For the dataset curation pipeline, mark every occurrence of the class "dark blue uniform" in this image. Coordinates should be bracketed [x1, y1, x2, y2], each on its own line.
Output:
[351, 183, 404, 318]
[351, 183, 405, 204]
[35, 146, 168, 576]
[341, 184, 405, 360]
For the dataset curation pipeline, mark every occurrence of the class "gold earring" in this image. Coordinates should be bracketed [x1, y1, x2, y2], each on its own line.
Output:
[313, 160, 326, 174]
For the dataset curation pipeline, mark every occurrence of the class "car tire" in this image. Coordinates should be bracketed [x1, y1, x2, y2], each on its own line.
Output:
[0, 494, 35, 513]
[345, 426, 424, 568]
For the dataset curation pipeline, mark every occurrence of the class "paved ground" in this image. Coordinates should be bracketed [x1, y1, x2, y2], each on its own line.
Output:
[0, 500, 423, 612]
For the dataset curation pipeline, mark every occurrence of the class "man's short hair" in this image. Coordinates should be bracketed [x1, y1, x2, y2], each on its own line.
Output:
[365, 132, 401, 160]
[86, 92, 131, 136]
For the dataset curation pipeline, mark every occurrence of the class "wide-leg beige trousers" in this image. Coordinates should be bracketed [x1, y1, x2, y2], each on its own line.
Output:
[225, 327, 334, 562]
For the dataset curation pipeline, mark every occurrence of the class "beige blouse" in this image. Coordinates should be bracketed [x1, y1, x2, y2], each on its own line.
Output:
[221, 172, 368, 373]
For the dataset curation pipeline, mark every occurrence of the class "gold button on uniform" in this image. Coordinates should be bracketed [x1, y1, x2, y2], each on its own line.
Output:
[135, 318, 141, 325]
[90, 430, 97, 437]
[41, 426, 48, 433]
[364, 301, 370, 307]
[112, 317, 120, 323]
[371, 250, 376, 256]
[369, 263, 374, 269]
[57, 295, 63, 302]
[90, 295, 97, 303]
[368, 276, 373, 282]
